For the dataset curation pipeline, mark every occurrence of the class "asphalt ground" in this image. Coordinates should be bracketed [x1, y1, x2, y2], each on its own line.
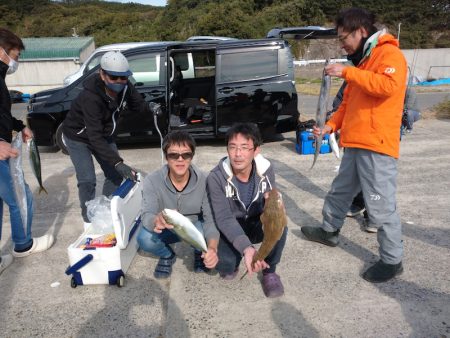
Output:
[1, 93, 450, 337]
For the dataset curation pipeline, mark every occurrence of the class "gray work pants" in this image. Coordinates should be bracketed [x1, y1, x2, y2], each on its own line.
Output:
[321, 148, 403, 264]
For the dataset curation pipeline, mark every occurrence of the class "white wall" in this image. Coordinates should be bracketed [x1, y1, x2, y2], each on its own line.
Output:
[6, 59, 81, 94]
[402, 48, 450, 81]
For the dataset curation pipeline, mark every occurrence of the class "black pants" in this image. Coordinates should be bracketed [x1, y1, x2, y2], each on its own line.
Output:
[352, 191, 365, 208]
[216, 225, 288, 274]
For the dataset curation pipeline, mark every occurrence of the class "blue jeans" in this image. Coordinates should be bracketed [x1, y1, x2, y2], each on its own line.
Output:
[0, 159, 33, 251]
[406, 109, 420, 130]
[137, 221, 204, 258]
[64, 136, 123, 222]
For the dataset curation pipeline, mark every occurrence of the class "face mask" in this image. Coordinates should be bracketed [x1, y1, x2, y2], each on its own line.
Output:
[1, 48, 19, 75]
[6, 58, 19, 75]
[105, 81, 126, 93]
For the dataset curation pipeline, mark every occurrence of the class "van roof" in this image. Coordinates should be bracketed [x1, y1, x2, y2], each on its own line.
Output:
[267, 26, 337, 40]
[94, 41, 166, 52]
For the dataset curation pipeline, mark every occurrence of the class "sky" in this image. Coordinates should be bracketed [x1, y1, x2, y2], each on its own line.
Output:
[108, 0, 167, 6]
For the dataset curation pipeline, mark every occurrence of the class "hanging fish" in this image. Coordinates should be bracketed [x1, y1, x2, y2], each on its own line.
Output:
[27, 137, 47, 194]
[311, 60, 331, 169]
[9, 132, 28, 229]
[240, 189, 287, 280]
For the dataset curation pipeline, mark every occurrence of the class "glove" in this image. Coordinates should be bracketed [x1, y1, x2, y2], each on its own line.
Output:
[115, 162, 137, 181]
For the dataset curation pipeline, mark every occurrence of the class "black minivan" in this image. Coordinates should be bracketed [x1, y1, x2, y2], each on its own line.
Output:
[27, 38, 299, 152]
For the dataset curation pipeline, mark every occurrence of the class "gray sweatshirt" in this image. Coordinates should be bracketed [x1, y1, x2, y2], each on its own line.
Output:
[207, 154, 275, 254]
[141, 164, 219, 243]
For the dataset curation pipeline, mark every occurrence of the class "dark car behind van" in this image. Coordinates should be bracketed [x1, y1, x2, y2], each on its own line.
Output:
[28, 31, 337, 153]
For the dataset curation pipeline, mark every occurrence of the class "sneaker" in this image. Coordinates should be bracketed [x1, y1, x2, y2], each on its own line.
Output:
[154, 254, 176, 279]
[301, 226, 340, 247]
[262, 272, 284, 298]
[194, 250, 210, 273]
[362, 260, 403, 283]
[0, 254, 13, 275]
[219, 268, 239, 281]
[12, 234, 55, 258]
[363, 211, 377, 233]
[347, 204, 366, 217]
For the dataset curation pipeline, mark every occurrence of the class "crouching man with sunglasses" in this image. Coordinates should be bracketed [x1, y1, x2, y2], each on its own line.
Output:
[137, 131, 219, 278]
[62, 51, 153, 230]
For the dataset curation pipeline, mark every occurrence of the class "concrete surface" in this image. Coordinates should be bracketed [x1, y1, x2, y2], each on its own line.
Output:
[1, 108, 450, 337]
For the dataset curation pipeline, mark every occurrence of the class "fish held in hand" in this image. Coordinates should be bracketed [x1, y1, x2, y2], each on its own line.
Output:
[329, 132, 340, 159]
[311, 60, 331, 169]
[162, 209, 207, 252]
[241, 189, 287, 280]
[27, 138, 47, 194]
[9, 132, 28, 230]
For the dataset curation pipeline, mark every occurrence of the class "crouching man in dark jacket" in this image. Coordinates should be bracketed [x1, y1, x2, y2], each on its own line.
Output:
[207, 123, 288, 298]
[62, 51, 152, 229]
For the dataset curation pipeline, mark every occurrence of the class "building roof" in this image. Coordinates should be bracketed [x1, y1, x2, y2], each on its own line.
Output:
[21, 37, 94, 60]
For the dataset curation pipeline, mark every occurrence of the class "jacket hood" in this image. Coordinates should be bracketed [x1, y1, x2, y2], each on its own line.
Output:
[83, 74, 109, 101]
[360, 29, 399, 63]
[220, 153, 271, 180]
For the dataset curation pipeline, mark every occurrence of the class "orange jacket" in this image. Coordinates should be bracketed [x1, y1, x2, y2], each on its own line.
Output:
[327, 32, 407, 158]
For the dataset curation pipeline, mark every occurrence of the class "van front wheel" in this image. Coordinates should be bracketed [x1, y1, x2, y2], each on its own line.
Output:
[55, 123, 69, 155]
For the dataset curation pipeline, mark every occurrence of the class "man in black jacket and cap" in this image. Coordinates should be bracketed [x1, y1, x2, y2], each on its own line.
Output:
[63, 51, 151, 229]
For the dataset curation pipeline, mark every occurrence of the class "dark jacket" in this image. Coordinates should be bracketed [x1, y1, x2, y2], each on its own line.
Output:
[62, 74, 149, 166]
[207, 154, 275, 254]
[0, 62, 25, 143]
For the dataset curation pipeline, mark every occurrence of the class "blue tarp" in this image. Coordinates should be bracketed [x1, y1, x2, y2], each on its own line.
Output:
[416, 78, 450, 86]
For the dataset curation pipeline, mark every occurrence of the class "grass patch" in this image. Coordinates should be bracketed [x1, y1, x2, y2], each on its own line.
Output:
[296, 77, 344, 96]
[435, 99, 450, 119]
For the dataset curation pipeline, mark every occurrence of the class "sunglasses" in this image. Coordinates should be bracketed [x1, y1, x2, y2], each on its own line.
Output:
[106, 73, 128, 81]
[166, 152, 194, 160]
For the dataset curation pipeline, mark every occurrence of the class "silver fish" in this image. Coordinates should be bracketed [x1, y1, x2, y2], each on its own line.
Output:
[162, 209, 208, 252]
[9, 132, 28, 230]
[27, 138, 47, 194]
[329, 132, 340, 159]
[311, 60, 331, 169]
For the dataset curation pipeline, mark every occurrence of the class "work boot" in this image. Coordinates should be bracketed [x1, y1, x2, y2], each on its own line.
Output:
[301, 226, 340, 247]
[362, 260, 403, 283]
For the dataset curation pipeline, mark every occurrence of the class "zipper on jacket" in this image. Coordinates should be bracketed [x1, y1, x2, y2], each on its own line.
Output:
[76, 127, 86, 134]
[110, 86, 128, 136]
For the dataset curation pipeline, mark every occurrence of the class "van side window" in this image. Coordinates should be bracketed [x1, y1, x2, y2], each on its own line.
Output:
[193, 51, 215, 78]
[219, 49, 278, 82]
[127, 53, 162, 86]
[85, 54, 103, 73]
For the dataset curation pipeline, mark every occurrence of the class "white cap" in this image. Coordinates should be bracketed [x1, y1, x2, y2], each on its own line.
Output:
[100, 51, 132, 76]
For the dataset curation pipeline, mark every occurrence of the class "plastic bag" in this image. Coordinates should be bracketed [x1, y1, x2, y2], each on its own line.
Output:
[86, 196, 114, 234]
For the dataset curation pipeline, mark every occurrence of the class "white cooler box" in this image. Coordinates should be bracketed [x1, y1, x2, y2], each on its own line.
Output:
[65, 177, 143, 288]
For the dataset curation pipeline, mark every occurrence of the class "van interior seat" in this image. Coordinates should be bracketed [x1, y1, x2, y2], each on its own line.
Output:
[179, 77, 215, 105]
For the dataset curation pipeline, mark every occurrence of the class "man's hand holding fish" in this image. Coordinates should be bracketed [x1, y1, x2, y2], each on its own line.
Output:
[153, 212, 174, 233]
[243, 246, 270, 276]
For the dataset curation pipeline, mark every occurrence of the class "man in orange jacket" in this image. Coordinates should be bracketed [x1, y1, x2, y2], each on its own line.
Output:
[301, 7, 407, 283]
